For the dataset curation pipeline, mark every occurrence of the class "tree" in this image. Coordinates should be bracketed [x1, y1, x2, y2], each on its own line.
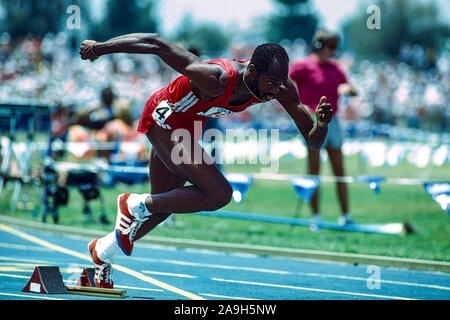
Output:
[172, 15, 231, 57]
[92, 0, 158, 41]
[1, 0, 66, 39]
[265, 0, 318, 43]
[342, 0, 449, 58]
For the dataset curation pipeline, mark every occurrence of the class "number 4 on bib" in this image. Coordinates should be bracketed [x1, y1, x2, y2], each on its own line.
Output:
[152, 100, 173, 127]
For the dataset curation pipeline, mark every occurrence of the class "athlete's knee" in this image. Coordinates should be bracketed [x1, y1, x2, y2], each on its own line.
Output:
[205, 181, 233, 211]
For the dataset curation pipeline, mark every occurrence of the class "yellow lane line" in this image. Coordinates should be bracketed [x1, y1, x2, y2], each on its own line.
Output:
[0, 242, 52, 252]
[0, 292, 65, 300]
[0, 224, 205, 300]
[0, 273, 29, 279]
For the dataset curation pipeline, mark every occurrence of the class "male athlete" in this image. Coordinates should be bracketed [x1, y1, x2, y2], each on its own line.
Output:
[79, 33, 332, 288]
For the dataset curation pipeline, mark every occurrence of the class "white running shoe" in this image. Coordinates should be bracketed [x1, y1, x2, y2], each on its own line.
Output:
[88, 239, 114, 289]
[115, 193, 150, 256]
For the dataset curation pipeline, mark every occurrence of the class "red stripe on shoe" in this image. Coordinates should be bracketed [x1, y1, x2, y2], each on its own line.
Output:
[119, 193, 132, 218]
[88, 239, 105, 265]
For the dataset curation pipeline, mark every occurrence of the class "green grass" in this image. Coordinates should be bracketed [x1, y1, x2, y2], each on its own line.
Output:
[1, 153, 449, 262]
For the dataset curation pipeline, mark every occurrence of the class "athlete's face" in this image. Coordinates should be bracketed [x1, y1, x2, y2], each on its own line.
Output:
[250, 57, 288, 101]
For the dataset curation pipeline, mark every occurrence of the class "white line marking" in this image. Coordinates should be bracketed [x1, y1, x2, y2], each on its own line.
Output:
[0, 256, 54, 264]
[199, 292, 259, 300]
[211, 277, 416, 300]
[141, 270, 197, 278]
[0, 224, 205, 300]
[125, 256, 291, 274]
[296, 271, 450, 291]
[125, 256, 449, 291]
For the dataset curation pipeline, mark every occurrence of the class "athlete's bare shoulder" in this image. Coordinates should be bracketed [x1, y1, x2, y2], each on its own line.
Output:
[188, 62, 228, 101]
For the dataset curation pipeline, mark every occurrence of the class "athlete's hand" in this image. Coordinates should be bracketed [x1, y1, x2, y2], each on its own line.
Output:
[316, 96, 332, 127]
[79, 40, 99, 62]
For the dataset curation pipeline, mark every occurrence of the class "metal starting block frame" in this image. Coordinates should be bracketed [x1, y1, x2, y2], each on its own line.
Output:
[22, 266, 126, 298]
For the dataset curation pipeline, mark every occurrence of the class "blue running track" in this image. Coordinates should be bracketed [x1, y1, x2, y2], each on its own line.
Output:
[0, 224, 449, 301]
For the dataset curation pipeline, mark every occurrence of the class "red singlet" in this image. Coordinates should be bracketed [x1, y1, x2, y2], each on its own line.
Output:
[137, 58, 260, 139]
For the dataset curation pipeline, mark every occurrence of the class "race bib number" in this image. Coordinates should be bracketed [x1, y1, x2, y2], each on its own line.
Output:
[152, 100, 172, 125]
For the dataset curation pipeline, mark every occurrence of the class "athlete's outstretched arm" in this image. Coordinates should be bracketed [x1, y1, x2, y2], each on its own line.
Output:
[79, 33, 226, 97]
[277, 79, 332, 149]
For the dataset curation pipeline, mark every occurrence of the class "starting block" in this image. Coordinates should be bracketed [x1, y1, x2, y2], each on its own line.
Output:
[22, 266, 126, 298]
[22, 266, 69, 294]
[68, 267, 126, 298]
[76, 267, 96, 287]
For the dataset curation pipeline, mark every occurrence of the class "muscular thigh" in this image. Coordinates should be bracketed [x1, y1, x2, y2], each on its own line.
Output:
[146, 125, 230, 194]
[149, 148, 186, 194]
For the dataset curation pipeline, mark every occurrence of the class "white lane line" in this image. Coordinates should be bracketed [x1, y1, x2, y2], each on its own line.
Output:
[125, 256, 290, 274]
[0, 224, 205, 300]
[0, 262, 50, 267]
[296, 271, 450, 291]
[199, 292, 259, 300]
[141, 270, 197, 278]
[0, 256, 55, 264]
[124, 256, 449, 291]
[211, 277, 416, 300]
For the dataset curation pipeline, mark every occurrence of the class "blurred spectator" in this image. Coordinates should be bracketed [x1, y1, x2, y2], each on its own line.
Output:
[49, 103, 71, 159]
[289, 29, 357, 228]
[97, 99, 148, 163]
[0, 33, 448, 139]
[87, 86, 116, 130]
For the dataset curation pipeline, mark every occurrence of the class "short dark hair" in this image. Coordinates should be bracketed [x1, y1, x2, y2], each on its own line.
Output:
[250, 43, 289, 73]
[312, 29, 340, 51]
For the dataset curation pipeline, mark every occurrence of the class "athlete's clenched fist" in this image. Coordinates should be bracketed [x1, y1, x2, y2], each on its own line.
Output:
[79, 40, 99, 61]
[316, 96, 332, 127]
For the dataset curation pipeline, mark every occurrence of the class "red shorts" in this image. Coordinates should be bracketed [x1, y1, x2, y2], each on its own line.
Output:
[137, 88, 206, 140]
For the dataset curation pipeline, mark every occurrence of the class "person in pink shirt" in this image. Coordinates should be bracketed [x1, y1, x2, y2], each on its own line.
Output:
[290, 30, 357, 229]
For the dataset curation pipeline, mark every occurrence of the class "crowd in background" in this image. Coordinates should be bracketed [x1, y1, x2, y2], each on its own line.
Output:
[0, 31, 449, 149]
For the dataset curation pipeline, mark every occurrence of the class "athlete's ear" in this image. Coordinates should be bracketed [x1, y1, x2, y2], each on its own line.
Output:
[247, 64, 258, 79]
